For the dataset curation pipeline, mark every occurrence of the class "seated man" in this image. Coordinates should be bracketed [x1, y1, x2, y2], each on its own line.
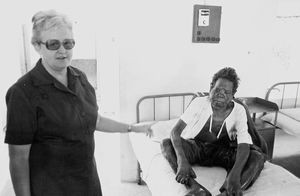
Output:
[161, 67, 266, 196]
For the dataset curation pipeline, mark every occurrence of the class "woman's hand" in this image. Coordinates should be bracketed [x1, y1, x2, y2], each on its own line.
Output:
[131, 123, 154, 137]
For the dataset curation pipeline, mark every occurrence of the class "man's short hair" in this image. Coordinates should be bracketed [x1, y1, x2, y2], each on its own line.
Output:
[210, 67, 240, 95]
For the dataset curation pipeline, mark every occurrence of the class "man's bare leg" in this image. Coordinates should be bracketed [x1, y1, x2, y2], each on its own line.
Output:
[161, 138, 211, 196]
[218, 150, 265, 195]
[239, 150, 264, 190]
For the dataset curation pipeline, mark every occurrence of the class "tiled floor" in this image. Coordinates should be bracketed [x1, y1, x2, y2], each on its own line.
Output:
[101, 181, 150, 196]
[0, 178, 152, 196]
[271, 129, 300, 178]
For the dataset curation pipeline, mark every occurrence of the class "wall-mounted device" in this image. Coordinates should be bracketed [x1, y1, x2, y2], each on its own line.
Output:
[192, 5, 222, 43]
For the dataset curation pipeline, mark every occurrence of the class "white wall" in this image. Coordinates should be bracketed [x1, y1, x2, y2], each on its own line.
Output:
[0, 4, 25, 194]
[117, 0, 300, 123]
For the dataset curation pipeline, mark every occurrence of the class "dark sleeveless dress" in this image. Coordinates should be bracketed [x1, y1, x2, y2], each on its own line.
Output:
[193, 116, 238, 171]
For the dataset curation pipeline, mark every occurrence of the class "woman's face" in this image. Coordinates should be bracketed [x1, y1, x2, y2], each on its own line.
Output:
[209, 78, 234, 110]
[35, 25, 74, 72]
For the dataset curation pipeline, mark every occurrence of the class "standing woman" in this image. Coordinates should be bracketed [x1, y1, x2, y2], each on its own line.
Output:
[5, 10, 149, 196]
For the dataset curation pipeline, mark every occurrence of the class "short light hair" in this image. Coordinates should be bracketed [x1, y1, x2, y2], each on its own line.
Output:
[31, 10, 73, 45]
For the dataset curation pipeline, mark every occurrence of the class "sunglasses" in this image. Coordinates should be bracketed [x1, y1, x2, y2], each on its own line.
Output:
[39, 39, 75, 50]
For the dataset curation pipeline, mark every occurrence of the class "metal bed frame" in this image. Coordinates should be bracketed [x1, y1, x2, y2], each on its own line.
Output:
[136, 92, 198, 123]
[135, 92, 198, 184]
[265, 81, 300, 109]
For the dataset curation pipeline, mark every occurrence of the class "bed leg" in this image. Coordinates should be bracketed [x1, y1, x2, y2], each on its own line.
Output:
[137, 162, 142, 185]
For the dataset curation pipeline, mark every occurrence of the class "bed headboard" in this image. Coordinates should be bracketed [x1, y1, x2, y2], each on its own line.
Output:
[265, 81, 300, 109]
[136, 92, 200, 123]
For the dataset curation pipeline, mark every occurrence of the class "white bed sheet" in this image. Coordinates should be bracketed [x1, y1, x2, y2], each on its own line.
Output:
[129, 131, 300, 196]
[261, 108, 300, 137]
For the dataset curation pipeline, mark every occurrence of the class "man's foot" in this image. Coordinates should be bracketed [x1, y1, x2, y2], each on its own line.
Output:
[185, 184, 212, 196]
[216, 191, 228, 196]
[216, 191, 243, 196]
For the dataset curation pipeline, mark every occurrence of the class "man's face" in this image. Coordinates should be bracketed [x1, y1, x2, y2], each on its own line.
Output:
[209, 78, 234, 109]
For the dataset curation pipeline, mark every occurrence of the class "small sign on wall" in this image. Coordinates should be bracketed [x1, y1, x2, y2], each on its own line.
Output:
[198, 9, 210, 26]
[192, 5, 222, 43]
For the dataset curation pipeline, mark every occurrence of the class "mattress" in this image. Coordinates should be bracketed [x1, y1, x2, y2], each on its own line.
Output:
[129, 122, 300, 196]
[261, 108, 300, 137]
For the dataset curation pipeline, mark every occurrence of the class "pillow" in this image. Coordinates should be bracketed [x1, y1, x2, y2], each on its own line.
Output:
[260, 113, 276, 124]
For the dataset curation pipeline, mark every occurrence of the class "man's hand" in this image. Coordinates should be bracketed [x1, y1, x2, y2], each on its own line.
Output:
[219, 173, 243, 196]
[176, 162, 196, 185]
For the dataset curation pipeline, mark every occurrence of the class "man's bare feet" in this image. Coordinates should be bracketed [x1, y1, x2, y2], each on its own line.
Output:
[185, 189, 209, 196]
[185, 183, 212, 196]
[216, 191, 227, 196]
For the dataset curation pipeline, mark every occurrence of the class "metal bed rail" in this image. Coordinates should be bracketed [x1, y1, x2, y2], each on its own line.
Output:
[136, 92, 197, 123]
[135, 92, 199, 185]
[265, 81, 300, 109]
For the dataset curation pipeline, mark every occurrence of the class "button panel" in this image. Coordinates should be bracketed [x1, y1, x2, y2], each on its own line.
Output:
[196, 36, 220, 43]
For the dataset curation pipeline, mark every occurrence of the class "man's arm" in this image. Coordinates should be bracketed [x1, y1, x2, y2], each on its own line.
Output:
[170, 119, 188, 166]
[170, 119, 196, 184]
[222, 143, 250, 195]
[8, 144, 31, 196]
[230, 143, 250, 178]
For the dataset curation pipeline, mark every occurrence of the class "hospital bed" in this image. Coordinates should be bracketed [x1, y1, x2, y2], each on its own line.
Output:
[262, 81, 300, 137]
[126, 92, 300, 196]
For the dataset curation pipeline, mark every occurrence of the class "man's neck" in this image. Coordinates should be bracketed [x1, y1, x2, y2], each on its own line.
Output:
[212, 104, 227, 113]
[211, 101, 233, 117]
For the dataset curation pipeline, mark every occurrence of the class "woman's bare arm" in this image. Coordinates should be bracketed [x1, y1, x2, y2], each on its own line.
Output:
[9, 144, 31, 196]
[95, 114, 152, 134]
